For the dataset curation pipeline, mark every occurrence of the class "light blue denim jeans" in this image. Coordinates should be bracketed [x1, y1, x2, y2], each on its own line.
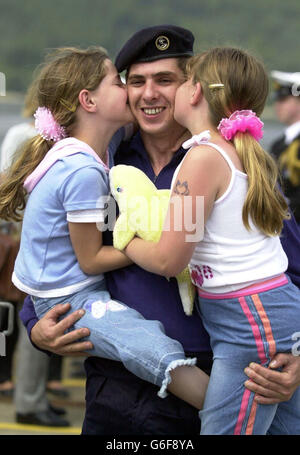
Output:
[32, 281, 196, 397]
[197, 276, 300, 435]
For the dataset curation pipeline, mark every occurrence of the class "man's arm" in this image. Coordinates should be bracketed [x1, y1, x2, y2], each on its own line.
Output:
[20, 296, 93, 356]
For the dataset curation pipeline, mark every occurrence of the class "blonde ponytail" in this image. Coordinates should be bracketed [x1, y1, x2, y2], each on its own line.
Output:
[233, 133, 289, 235]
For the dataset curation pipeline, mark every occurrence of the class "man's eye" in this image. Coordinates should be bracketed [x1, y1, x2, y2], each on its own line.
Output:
[129, 80, 143, 86]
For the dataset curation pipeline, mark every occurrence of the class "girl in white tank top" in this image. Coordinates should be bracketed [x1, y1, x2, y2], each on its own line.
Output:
[125, 47, 300, 434]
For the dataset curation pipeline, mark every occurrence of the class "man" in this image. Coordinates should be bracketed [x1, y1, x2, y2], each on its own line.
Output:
[270, 70, 300, 225]
[20, 26, 300, 435]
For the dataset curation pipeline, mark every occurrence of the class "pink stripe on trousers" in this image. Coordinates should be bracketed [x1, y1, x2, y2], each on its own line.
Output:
[233, 296, 267, 434]
[234, 389, 252, 435]
[238, 296, 268, 365]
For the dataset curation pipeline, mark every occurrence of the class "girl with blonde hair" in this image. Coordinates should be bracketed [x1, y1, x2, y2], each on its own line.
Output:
[125, 47, 300, 434]
[0, 46, 213, 411]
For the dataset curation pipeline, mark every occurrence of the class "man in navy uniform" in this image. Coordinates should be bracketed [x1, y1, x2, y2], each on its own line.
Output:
[20, 26, 300, 435]
[270, 70, 300, 225]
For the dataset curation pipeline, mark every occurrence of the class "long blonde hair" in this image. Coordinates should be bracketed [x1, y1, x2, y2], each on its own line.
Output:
[186, 47, 289, 236]
[0, 46, 108, 221]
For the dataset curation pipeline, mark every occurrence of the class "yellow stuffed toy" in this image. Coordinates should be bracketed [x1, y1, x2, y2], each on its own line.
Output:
[109, 164, 195, 316]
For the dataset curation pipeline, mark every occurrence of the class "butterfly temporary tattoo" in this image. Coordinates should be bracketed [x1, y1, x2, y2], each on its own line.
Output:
[174, 179, 190, 196]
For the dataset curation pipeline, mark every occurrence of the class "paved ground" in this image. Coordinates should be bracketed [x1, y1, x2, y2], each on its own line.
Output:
[0, 358, 86, 436]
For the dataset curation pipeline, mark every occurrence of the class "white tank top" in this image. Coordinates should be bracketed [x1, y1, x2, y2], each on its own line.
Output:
[173, 131, 288, 293]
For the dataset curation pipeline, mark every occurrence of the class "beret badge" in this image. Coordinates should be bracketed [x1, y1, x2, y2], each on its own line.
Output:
[155, 36, 170, 51]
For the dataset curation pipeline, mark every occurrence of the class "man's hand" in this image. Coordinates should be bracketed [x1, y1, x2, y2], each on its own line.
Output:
[244, 353, 300, 404]
[31, 303, 93, 356]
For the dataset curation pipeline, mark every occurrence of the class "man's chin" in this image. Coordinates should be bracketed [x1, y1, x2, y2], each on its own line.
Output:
[139, 123, 169, 137]
[136, 115, 174, 134]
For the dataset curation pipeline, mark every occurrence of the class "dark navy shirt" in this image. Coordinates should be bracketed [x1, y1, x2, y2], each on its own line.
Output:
[279, 212, 300, 289]
[20, 132, 300, 353]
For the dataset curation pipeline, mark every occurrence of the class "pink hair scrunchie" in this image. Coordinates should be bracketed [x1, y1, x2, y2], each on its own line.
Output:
[218, 109, 264, 141]
[34, 107, 67, 142]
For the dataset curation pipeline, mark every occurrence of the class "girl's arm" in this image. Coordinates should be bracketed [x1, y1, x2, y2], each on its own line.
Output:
[69, 221, 132, 275]
[125, 145, 226, 277]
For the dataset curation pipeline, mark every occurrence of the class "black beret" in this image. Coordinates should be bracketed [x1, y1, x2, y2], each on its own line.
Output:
[115, 25, 194, 73]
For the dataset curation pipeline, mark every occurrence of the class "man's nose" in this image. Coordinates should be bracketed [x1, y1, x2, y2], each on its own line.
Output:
[142, 81, 158, 102]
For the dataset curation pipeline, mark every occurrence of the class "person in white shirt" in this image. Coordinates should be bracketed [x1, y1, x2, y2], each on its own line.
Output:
[270, 70, 300, 225]
[0, 88, 37, 173]
[0, 123, 36, 173]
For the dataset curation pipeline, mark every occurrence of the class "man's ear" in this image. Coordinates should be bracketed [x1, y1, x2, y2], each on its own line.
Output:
[78, 89, 97, 113]
[191, 82, 202, 106]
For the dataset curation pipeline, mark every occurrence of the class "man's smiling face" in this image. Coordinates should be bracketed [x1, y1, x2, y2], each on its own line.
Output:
[127, 58, 186, 136]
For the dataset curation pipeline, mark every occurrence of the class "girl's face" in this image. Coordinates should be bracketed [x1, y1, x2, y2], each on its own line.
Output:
[174, 77, 194, 128]
[93, 59, 134, 126]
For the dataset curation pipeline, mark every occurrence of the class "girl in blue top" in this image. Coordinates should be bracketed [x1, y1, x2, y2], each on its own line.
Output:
[0, 46, 209, 410]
